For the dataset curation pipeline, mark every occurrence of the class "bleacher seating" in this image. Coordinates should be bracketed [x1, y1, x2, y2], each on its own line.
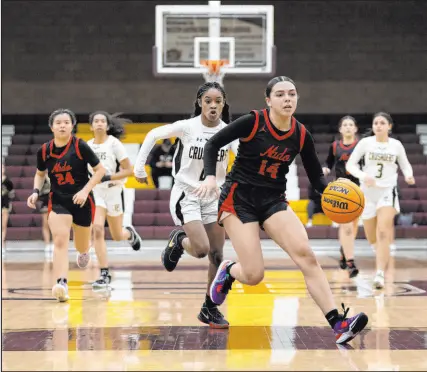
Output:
[4, 122, 427, 240]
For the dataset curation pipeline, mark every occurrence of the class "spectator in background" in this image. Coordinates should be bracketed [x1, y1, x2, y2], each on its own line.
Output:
[306, 183, 324, 228]
[148, 139, 173, 188]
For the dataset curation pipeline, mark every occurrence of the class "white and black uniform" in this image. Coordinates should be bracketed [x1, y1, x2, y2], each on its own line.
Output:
[88, 136, 128, 217]
[346, 136, 413, 219]
[134, 115, 239, 225]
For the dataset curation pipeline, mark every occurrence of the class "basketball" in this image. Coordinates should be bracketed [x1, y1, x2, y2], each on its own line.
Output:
[321, 179, 365, 224]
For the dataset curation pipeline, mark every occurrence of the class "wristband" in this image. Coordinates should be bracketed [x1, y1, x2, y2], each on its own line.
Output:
[101, 175, 112, 182]
[33, 188, 40, 195]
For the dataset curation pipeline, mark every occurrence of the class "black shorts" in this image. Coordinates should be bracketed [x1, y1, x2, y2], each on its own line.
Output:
[48, 192, 95, 227]
[218, 181, 288, 228]
[38, 194, 49, 213]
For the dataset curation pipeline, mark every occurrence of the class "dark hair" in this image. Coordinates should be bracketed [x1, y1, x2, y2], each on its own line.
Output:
[338, 115, 357, 130]
[48, 108, 77, 127]
[89, 111, 131, 139]
[191, 82, 231, 124]
[363, 111, 394, 138]
[265, 76, 297, 98]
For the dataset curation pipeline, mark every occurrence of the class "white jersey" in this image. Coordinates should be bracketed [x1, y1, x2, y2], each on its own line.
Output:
[134, 115, 239, 192]
[346, 136, 413, 188]
[87, 135, 129, 189]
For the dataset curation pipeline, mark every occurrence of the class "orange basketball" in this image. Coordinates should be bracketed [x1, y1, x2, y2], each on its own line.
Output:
[321, 179, 365, 224]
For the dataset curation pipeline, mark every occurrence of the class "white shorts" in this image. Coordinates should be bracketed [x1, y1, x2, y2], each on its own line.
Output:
[92, 185, 124, 217]
[169, 183, 218, 226]
[361, 186, 400, 220]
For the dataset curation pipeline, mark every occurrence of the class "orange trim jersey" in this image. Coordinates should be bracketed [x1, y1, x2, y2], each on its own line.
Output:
[37, 136, 100, 197]
[204, 109, 326, 193]
[325, 139, 360, 185]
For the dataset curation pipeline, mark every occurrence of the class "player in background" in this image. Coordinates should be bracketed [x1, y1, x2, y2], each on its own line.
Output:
[323, 116, 360, 277]
[2, 163, 15, 248]
[196, 76, 368, 344]
[346, 112, 415, 289]
[87, 111, 142, 289]
[134, 82, 239, 328]
[27, 108, 106, 302]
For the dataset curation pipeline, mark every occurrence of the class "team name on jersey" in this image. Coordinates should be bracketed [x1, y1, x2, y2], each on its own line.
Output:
[260, 145, 291, 162]
[188, 146, 228, 162]
[52, 161, 72, 173]
[368, 152, 396, 162]
[94, 151, 107, 160]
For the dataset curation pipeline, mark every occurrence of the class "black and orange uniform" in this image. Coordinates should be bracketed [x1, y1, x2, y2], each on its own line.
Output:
[204, 109, 327, 227]
[36, 136, 100, 227]
[325, 139, 360, 185]
[2, 176, 15, 211]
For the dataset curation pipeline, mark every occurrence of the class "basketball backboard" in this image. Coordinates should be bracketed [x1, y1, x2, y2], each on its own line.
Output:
[153, 1, 275, 77]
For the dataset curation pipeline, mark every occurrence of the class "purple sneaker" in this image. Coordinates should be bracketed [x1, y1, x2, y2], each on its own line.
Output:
[334, 304, 368, 344]
[209, 260, 235, 305]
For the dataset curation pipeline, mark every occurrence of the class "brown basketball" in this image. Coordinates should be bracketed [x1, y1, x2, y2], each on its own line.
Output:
[321, 179, 365, 224]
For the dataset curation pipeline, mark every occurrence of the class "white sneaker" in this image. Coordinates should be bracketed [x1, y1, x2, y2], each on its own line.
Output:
[373, 271, 385, 289]
[76, 251, 91, 269]
[52, 282, 69, 302]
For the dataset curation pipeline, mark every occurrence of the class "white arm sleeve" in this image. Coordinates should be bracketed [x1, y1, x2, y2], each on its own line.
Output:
[134, 121, 186, 178]
[113, 138, 129, 163]
[397, 141, 414, 178]
[346, 139, 368, 181]
[230, 139, 240, 155]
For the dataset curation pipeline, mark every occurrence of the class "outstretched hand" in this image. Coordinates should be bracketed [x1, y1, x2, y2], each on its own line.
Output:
[194, 175, 219, 199]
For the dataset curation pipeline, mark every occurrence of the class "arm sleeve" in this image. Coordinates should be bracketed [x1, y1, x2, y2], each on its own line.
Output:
[113, 138, 129, 163]
[134, 121, 187, 178]
[78, 140, 100, 168]
[36, 147, 46, 171]
[345, 139, 367, 181]
[300, 130, 328, 194]
[396, 141, 414, 178]
[204, 114, 255, 176]
[325, 143, 336, 170]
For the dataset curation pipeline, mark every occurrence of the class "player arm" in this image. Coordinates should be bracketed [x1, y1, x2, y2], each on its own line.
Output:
[345, 139, 367, 181]
[396, 141, 414, 178]
[34, 148, 48, 193]
[204, 114, 254, 177]
[134, 121, 186, 178]
[79, 141, 106, 192]
[108, 140, 133, 181]
[300, 130, 328, 194]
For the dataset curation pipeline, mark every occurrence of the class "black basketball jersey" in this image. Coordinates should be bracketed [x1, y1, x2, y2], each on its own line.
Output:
[37, 136, 100, 197]
[327, 139, 360, 185]
[227, 109, 307, 190]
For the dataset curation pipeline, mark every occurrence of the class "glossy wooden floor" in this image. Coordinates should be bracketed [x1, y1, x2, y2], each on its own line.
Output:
[2, 241, 427, 371]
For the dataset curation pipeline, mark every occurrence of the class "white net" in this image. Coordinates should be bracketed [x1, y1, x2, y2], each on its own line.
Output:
[201, 60, 228, 87]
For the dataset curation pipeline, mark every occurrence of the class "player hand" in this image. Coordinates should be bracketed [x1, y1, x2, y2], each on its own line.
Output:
[27, 193, 39, 209]
[405, 176, 415, 185]
[135, 177, 148, 184]
[194, 176, 219, 199]
[364, 175, 376, 187]
[73, 189, 89, 207]
[322, 167, 330, 176]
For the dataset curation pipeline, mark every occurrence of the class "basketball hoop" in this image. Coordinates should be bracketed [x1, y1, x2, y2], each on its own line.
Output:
[201, 59, 228, 87]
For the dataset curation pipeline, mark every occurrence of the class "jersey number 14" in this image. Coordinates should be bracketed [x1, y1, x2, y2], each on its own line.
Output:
[258, 160, 281, 179]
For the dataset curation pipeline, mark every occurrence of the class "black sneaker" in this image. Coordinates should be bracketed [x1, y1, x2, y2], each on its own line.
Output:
[339, 246, 347, 270]
[92, 274, 112, 289]
[197, 306, 229, 329]
[346, 261, 359, 278]
[161, 229, 186, 272]
[126, 226, 142, 251]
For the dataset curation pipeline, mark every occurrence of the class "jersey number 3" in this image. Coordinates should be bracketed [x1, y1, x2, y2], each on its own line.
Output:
[375, 163, 384, 178]
[55, 172, 75, 185]
[258, 160, 281, 179]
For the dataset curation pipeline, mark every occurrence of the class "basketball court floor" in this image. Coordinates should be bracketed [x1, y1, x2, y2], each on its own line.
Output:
[2, 238, 427, 371]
